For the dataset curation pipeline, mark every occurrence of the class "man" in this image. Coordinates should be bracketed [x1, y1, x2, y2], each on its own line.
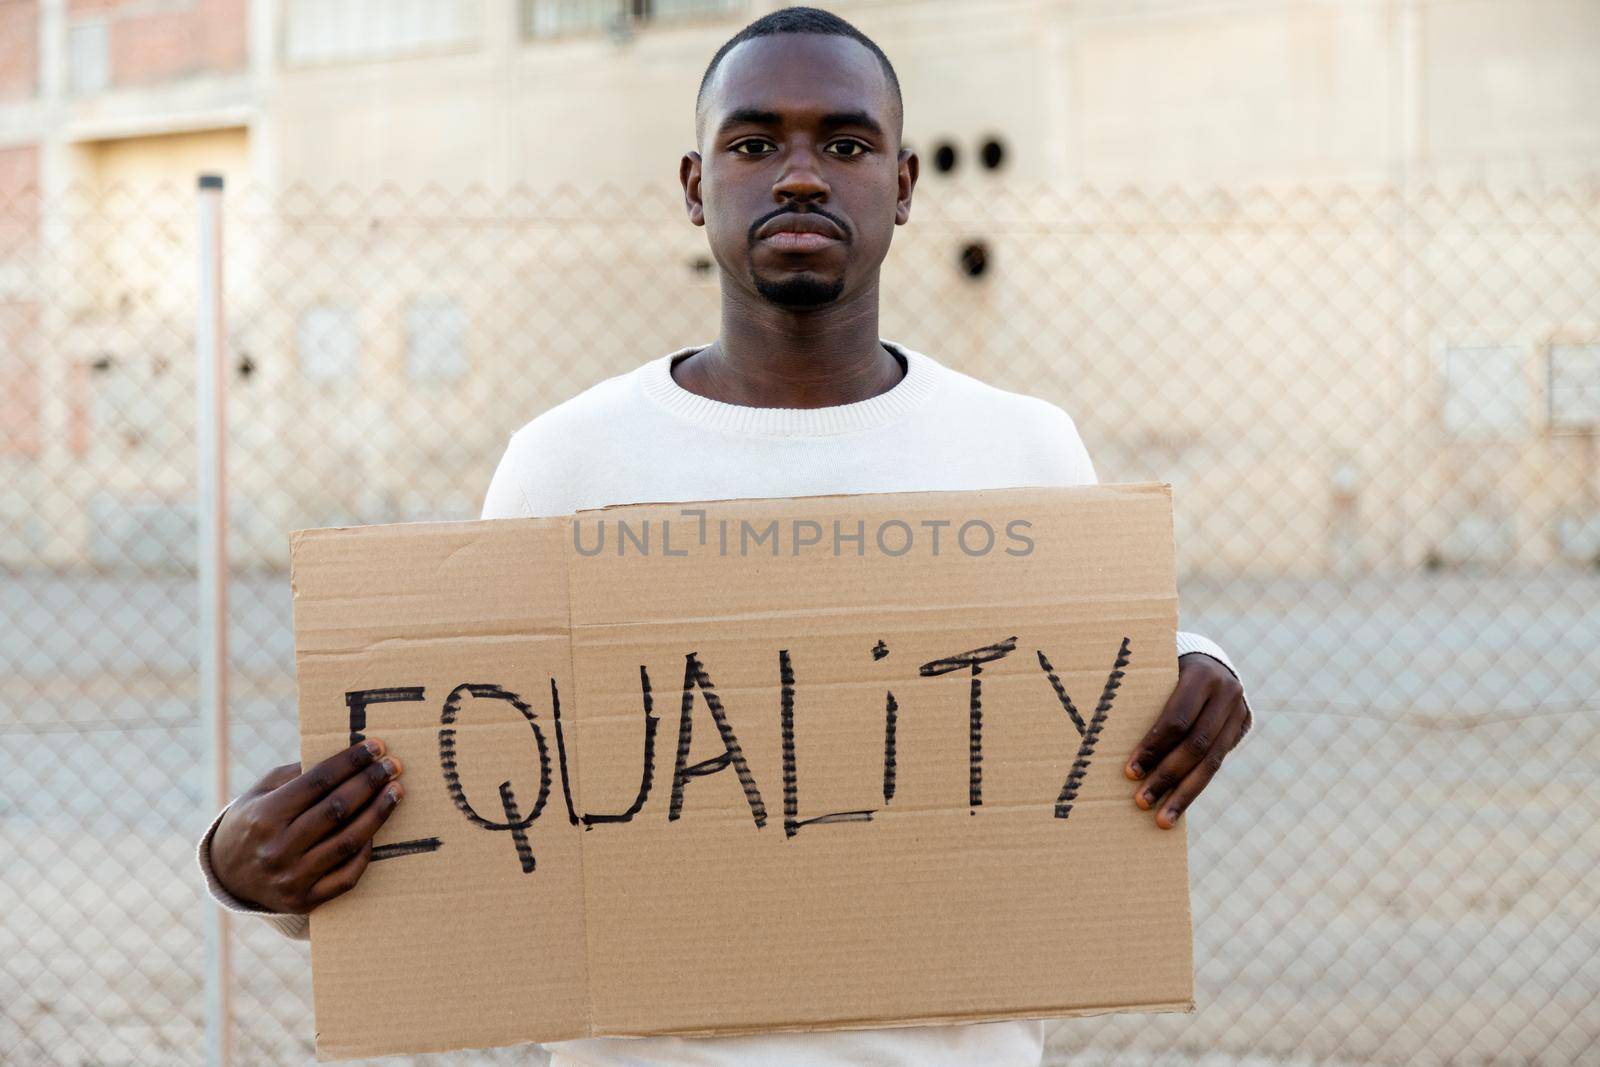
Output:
[199, 8, 1251, 1065]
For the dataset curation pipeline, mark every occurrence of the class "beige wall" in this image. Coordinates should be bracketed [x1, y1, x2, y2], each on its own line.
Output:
[1421, 0, 1600, 184]
[80, 123, 249, 185]
[262, 0, 1600, 192]
[1069, 2, 1395, 185]
[5, 1, 1597, 194]
[71, 126, 249, 322]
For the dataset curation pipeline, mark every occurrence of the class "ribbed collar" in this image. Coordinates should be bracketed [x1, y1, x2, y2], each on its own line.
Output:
[637, 339, 941, 437]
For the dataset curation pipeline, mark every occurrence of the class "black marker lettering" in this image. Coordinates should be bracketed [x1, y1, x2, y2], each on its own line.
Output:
[345, 686, 425, 747]
[874, 639, 897, 804]
[920, 637, 1018, 809]
[669, 652, 768, 828]
[1055, 637, 1132, 820]
[498, 782, 536, 873]
[779, 649, 873, 838]
[549, 678, 579, 826]
[1036, 650, 1087, 736]
[883, 690, 898, 804]
[345, 687, 434, 860]
[582, 665, 660, 827]
[370, 837, 442, 862]
[438, 683, 551, 874]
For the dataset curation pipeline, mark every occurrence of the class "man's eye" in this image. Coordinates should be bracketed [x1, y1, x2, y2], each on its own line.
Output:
[731, 140, 773, 155]
[828, 140, 868, 158]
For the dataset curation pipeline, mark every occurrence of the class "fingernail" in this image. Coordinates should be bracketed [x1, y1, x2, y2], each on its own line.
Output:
[1126, 762, 1142, 780]
[1136, 791, 1153, 809]
[364, 739, 384, 758]
[380, 757, 398, 778]
[1162, 807, 1180, 826]
[387, 784, 404, 803]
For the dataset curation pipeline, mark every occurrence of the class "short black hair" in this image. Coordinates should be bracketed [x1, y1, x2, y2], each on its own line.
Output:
[696, 6, 903, 140]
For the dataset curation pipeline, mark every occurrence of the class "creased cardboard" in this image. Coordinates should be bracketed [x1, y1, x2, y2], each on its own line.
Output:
[291, 483, 1195, 1060]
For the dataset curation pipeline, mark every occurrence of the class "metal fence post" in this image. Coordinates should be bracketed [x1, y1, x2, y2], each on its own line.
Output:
[196, 171, 232, 1067]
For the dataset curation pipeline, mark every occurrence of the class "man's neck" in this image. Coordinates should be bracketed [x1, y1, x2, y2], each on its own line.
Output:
[672, 282, 904, 408]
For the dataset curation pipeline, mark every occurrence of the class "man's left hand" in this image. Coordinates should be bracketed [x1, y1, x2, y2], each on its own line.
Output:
[1124, 653, 1251, 829]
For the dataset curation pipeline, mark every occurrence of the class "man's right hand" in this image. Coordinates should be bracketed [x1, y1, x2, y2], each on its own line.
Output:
[210, 739, 405, 914]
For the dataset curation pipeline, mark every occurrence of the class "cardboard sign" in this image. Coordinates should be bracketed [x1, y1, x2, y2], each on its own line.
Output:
[292, 484, 1194, 1060]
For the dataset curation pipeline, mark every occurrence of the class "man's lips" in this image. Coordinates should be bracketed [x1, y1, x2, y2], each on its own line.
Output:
[754, 212, 847, 253]
[762, 231, 840, 252]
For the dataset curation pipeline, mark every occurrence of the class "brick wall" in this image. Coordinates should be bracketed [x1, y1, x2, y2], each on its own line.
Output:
[0, 1, 38, 100]
[68, 0, 246, 90]
[0, 143, 39, 458]
[0, 300, 40, 457]
[0, 142, 36, 230]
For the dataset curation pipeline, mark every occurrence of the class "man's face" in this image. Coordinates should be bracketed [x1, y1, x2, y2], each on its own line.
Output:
[682, 34, 917, 310]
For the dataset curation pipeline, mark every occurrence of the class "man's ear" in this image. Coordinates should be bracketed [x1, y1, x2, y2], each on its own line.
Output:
[895, 148, 918, 225]
[680, 152, 705, 227]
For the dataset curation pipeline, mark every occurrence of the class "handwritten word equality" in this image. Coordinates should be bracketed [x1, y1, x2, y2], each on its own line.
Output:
[347, 635, 1134, 873]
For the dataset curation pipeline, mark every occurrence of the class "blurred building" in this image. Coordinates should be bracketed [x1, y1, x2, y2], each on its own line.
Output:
[0, 0, 1597, 571]
[3, 0, 1596, 195]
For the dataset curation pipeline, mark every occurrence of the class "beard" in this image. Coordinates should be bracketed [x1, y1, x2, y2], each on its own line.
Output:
[753, 271, 846, 308]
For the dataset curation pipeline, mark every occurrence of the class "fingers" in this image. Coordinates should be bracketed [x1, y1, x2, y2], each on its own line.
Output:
[1125, 668, 1211, 781]
[284, 752, 404, 852]
[1134, 688, 1234, 817]
[255, 763, 301, 796]
[305, 840, 373, 910]
[262, 739, 388, 824]
[209, 743, 406, 915]
[1150, 701, 1248, 828]
[302, 779, 406, 880]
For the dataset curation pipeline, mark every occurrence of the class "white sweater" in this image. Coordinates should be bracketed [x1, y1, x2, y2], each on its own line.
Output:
[198, 339, 1244, 1067]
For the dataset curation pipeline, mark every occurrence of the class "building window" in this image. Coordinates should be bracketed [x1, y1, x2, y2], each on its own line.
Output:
[284, 0, 482, 66]
[523, 0, 743, 39]
[649, 0, 744, 18]
[1441, 344, 1526, 440]
[405, 297, 468, 383]
[298, 304, 359, 382]
[525, 0, 616, 40]
[1548, 343, 1600, 432]
[67, 19, 109, 96]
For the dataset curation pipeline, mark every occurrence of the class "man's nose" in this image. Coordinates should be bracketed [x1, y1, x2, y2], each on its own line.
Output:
[773, 143, 829, 202]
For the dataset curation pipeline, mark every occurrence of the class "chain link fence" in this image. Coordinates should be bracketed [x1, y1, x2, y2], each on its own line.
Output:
[2, 177, 1597, 1065]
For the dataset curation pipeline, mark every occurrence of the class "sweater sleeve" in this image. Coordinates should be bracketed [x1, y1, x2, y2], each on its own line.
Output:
[195, 805, 310, 942]
[1176, 633, 1253, 726]
[481, 431, 538, 520]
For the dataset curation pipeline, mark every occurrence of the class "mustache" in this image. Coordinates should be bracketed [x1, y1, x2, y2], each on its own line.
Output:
[747, 206, 852, 245]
